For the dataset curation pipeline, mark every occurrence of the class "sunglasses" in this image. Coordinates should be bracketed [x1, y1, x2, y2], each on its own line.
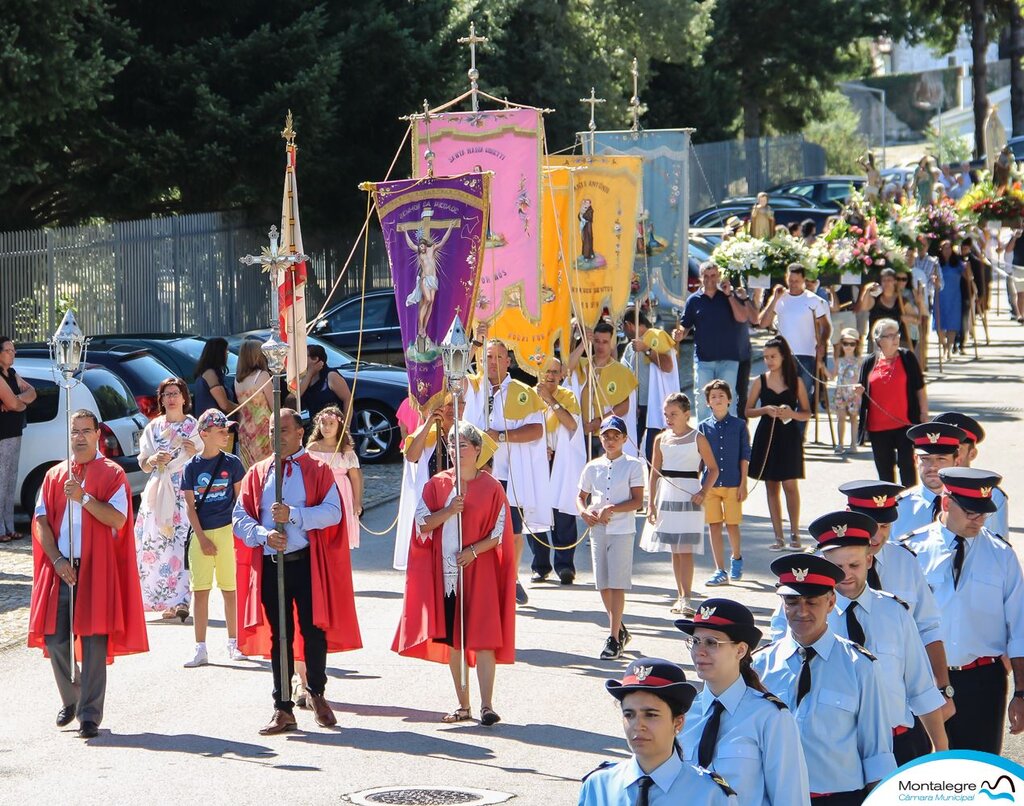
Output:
[896, 277, 908, 283]
[841, 341, 857, 347]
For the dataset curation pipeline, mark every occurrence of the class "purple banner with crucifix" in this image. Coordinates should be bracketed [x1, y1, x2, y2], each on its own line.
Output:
[367, 173, 489, 408]
[413, 108, 544, 323]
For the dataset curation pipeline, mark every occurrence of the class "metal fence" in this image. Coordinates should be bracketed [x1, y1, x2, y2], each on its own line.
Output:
[690, 134, 827, 212]
[0, 211, 392, 342]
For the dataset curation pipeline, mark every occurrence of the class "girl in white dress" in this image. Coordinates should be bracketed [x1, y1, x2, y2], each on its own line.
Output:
[641, 393, 718, 617]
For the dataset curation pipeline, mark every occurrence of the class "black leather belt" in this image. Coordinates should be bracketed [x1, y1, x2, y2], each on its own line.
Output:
[265, 546, 310, 564]
[661, 469, 699, 479]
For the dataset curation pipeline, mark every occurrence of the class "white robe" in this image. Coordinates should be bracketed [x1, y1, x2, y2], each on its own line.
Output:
[393, 444, 434, 571]
[548, 403, 587, 516]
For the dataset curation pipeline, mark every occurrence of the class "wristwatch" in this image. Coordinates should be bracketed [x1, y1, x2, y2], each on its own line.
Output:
[81, 493, 92, 507]
[498, 431, 507, 443]
[551, 403, 562, 412]
[938, 685, 955, 698]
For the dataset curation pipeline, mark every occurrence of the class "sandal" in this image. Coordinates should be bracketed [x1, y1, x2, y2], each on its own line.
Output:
[161, 608, 178, 619]
[175, 604, 190, 623]
[480, 706, 502, 727]
[0, 534, 11, 544]
[441, 707, 472, 724]
[768, 539, 786, 552]
[789, 535, 802, 550]
[9, 532, 24, 541]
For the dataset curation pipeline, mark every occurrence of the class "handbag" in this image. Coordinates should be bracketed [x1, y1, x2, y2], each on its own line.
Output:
[184, 451, 228, 571]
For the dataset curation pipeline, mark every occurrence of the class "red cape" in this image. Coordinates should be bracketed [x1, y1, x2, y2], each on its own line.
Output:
[391, 470, 516, 666]
[28, 458, 149, 663]
[234, 452, 361, 658]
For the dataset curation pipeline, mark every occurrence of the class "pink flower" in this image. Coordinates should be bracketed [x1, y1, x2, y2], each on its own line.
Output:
[864, 257, 873, 265]
[168, 555, 181, 572]
[141, 551, 157, 566]
[166, 575, 178, 589]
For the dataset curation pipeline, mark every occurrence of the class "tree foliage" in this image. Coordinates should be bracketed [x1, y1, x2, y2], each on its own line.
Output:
[803, 92, 869, 174]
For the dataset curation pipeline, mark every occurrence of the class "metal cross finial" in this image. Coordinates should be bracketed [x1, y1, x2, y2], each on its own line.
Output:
[239, 226, 308, 279]
[629, 58, 642, 132]
[422, 99, 436, 178]
[580, 87, 606, 154]
[458, 21, 488, 112]
[281, 110, 297, 146]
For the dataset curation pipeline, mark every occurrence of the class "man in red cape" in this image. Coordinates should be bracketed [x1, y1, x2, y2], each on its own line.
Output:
[28, 409, 148, 739]
[233, 408, 360, 735]
[392, 423, 516, 725]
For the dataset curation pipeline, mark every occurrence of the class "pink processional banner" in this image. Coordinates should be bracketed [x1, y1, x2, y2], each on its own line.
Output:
[413, 108, 544, 324]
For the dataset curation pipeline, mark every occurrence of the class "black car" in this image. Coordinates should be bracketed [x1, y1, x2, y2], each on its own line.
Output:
[766, 177, 865, 210]
[310, 289, 403, 367]
[86, 334, 232, 391]
[15, 344, 177, 418]
[228, 331, 407, 464]
[690, 194, 835, 232]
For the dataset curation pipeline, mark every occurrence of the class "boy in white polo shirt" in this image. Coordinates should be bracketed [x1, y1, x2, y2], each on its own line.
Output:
[577, 416, 645, 660]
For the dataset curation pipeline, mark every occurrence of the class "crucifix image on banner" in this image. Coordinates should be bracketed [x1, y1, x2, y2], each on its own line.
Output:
[413, 108, 543, 324]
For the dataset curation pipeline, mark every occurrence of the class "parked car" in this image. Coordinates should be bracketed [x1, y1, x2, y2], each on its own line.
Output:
[690, 194, 835, 232]
[14, 358, 146, 512]
[969, 135, 1024, 171]
[85, 334, 235, 393]
[15, 344, 177, 419]
[310, 289, 403, 367]
[880, 167, 915, 190]
[227, 331, 408, 464]
[766, 177, 865, 209]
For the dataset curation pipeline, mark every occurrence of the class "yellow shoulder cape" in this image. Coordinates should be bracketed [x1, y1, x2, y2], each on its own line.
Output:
[503, 379, 546, 420]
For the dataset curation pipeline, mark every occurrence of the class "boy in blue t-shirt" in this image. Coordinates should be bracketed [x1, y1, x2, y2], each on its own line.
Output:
[698, 380, 751, 587]
[181, 409, 246, 667]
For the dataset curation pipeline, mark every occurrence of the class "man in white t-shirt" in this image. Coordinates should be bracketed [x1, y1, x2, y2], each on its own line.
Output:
[758, 263, 831, 431]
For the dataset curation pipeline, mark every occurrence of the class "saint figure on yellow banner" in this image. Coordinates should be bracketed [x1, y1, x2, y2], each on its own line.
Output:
[580, 198, 595, 259]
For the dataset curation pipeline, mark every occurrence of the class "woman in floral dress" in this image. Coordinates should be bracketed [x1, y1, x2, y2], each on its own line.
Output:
[136, 377, 203, 619]
[233, 338, 273, 468]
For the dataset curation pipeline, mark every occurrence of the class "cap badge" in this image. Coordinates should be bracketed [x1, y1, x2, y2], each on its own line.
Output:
[926, 431, 941, 444]
[634, 665, 653, 682]
[792, 568, 809, 582]
[698, 606, 717, 620]
[872, 495, 888, 507]
[980, 486, 992, 498]
[832, 524, 848, 538]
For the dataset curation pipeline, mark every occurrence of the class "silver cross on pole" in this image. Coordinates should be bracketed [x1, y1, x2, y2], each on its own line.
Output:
[629, 58, 642, 133]
[458, 21, 488, 112]
[238, 226, 308, 705]
[422, 99, 436, 178]
[580, 87, 606, 155]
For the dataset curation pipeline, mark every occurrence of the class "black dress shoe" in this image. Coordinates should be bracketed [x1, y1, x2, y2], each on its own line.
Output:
[78, 721, 99, 739]
[56, 704, 77, 727]
[515, 581, 529, 605]
[558, 570, 575, 585]
[530, 571, 548, 583]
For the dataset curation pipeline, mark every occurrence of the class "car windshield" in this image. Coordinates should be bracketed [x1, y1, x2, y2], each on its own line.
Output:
[82, 368, 140, 420]
[170, 337, 239, 373]
[117, 353, 176, 391]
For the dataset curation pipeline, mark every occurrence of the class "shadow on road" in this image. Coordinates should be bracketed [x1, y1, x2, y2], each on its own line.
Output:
[97, 731, 276, 760]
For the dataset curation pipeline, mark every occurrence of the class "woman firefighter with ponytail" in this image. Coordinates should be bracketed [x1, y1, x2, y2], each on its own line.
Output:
[676, 599, 809, 806]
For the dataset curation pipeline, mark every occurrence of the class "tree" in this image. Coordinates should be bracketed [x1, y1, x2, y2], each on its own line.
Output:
[803, 92, 868, 174]
[1009, 3, 1024, 135]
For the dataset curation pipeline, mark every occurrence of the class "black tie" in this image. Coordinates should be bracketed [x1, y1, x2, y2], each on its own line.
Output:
[697, 699, 726, 769]
[952, 536, 966, 589]
[846, 601, 867, 646]
[930, 495, 942, 522]
[796, 646, 816, 706]
[867, 562, 882, 591]
[635, 775, 654, 806]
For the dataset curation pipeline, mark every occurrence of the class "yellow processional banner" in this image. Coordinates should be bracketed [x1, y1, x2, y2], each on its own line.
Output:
[489, 165, 573, 374]
[547, 155, 643, 329]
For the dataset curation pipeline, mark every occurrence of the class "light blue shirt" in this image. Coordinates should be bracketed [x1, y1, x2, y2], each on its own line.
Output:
[681, 677, 809, 806]
[232, 449, 342, 555]
[873, 540, 943, 647]
[752, 629, 895, 794]
[892, 485, 939, 539]
[579, 752, 737, 805]
[905, 522, 1024, 667]
[832, 588, 945, 730]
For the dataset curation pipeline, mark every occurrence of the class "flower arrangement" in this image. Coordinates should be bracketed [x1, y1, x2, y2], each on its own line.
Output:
[957, 180, 1024, 227]
[711, 233, 767, 279]
[916, 198, 966, 251]
[761, 231, 817, 278]
[819, 216, 906, 279]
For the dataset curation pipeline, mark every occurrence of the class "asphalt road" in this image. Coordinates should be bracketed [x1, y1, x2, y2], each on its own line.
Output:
[1, 319, 1022, 804]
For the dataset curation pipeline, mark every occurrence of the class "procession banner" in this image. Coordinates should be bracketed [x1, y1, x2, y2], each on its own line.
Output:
[589, 130, 691, 311]
[366, 173, 489, 408]
[280, 140, 308, 394]
[548, 154, 644, 329]
[413, 108, 543, 324]
[489, 165, 572, 374]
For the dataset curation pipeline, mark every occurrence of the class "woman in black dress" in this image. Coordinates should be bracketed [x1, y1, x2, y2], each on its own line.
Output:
[746, 336, 811, 551]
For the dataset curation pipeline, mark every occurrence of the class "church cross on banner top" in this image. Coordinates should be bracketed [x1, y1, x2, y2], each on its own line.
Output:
[239, 226, 309, 319]
[421, 99, 436, 178]
[629, 58, 642, 132]
[281, 110, 297, 147]
[458, 21, 488, 112]
[580, 87, 606, 154]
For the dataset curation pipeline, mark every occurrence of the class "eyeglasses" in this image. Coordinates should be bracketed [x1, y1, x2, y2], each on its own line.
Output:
[161, 390, 182, 398]
[896, 277, 909, 283]
[878, 332, 899, 340]
[70, 429, 96, 437]
[684, 636, 736, 651]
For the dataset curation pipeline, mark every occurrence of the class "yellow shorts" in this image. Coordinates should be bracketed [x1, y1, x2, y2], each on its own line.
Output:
[188, 523, 237, 592]
[703, 486, 743, 526]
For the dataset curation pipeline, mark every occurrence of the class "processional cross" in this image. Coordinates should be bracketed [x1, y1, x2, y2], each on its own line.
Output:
[580, 87, 606, 154]
[629, 58, 642, 132]
[458, 21, 489, 112]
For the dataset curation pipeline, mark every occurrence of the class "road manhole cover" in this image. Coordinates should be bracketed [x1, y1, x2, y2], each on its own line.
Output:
[347, 787, 513, 806]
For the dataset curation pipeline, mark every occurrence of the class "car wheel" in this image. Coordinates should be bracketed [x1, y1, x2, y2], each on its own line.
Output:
[21, 463, 58, 514]
[350, 403, 398, 464]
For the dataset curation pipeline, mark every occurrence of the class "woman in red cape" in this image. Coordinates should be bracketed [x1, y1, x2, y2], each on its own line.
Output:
[28, 458, 148, 663]
[233, 452, 361, 659]
[392, 422, 515, 726]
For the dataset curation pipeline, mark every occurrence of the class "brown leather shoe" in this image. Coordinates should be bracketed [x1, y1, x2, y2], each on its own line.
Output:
[258, 709, 297, 735]
[308, 693, 337, 727]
